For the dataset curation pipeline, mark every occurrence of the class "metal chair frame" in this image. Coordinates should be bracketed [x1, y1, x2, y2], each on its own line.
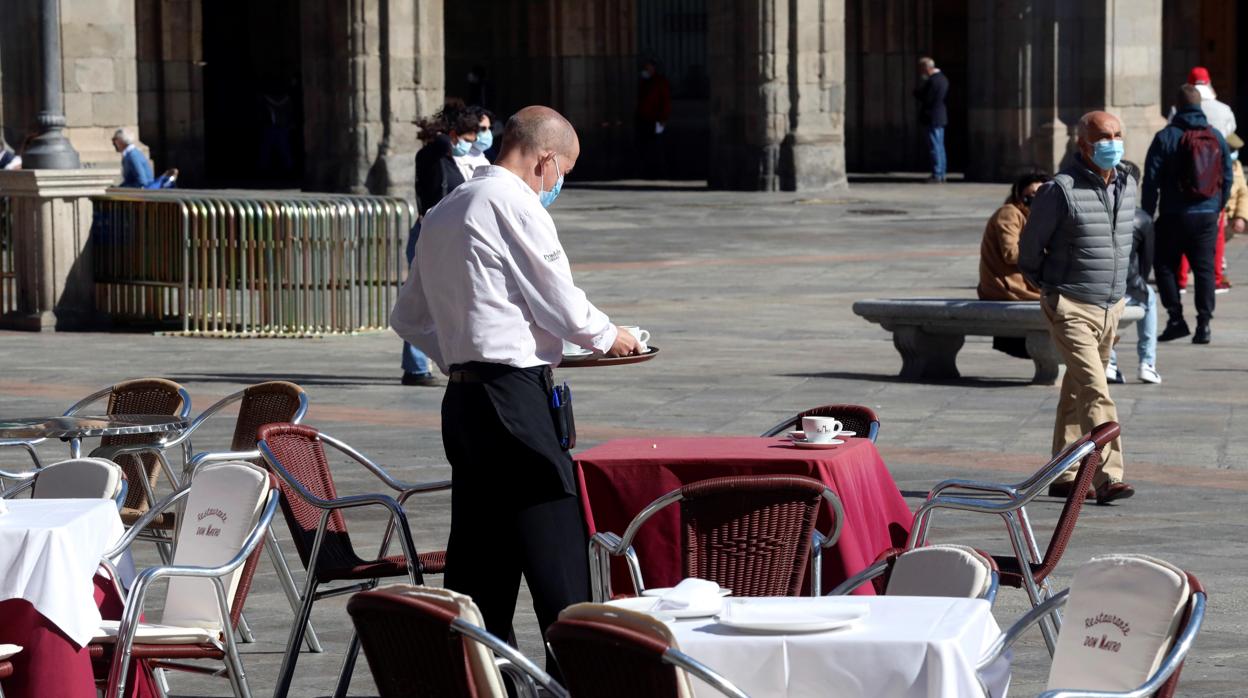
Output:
[256, 429, 448, 698]
[827, 546, 1000, 603]
[975, 582, 1207, 698]
[760, 404, 881, 443]
[588, 478, 845, 601]
[107, 385, 317, 651]
[96, 465, 280, 698]
[905, 437, 1100, 655]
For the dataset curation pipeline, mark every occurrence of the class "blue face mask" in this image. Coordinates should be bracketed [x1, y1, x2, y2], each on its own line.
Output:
[472, 128, 493, 155]
[1090, 138, 1124, 171]
[538, 156, 564, 208]
[451, 137, 473, 158]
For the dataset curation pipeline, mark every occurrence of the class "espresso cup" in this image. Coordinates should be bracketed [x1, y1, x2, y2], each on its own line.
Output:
[562, 339, 582, 355]
[620, 325, 650, 351]
[801, 416, 843, 443]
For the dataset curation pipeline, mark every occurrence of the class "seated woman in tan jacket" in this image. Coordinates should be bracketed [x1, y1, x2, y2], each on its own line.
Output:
[978, 173, 1050, 357]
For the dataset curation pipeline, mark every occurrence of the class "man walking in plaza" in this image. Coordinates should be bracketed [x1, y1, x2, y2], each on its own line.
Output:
[913, 56, 948, 183]
[1144, 84, 1233, 345]
[390, 105, 642, 668]
[1019, 110, 1134, 504]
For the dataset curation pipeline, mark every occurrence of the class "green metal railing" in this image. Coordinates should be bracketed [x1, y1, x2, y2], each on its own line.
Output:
[90, 190, 413, 337]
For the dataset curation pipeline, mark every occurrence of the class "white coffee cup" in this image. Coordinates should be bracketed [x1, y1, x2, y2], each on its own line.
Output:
[620, 325, 650, 351]
[801, 416, 843, 443]
[562, 339, 591, 356]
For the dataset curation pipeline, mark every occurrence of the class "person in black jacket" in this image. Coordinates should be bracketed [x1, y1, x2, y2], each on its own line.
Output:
[1106, 161, 1161, 385]
[913, 56, 949, 183]
[400, 104, 481, 386]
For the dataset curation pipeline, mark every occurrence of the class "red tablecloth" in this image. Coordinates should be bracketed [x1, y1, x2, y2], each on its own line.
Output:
[0, 575, 157, 698]
[576, 436, 914, 595]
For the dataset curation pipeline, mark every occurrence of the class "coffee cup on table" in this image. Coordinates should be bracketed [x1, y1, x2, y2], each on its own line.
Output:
[801, 416, 843, 443]
[620, 326, 650, 352]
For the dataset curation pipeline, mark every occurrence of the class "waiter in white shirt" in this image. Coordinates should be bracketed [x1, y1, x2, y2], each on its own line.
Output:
[391, 105, 642, 661]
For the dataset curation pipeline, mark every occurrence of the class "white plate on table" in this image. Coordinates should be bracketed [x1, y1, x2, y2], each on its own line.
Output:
[787, 430, 855, 440]
[606, 596, 722, 619]
[641, 587, 732, 598]
[715, 603, 868, 634]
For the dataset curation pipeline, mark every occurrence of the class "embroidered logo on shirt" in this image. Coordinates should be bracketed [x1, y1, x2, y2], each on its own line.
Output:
[543, 250, 563, 263]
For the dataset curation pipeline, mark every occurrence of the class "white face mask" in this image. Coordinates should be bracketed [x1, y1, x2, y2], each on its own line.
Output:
[1233, 151, 1240, 162]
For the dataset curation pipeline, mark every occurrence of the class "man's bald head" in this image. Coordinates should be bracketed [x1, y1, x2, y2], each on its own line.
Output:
[1076, 111, 1122, 145]
[499, 106, 579, 161]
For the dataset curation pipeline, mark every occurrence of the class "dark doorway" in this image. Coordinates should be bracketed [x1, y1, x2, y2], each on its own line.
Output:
[844, 0, 969, 174]
[201, 0, 304, 188]
[1163, 0, 1244, 120]
[636, 0, 709, 180]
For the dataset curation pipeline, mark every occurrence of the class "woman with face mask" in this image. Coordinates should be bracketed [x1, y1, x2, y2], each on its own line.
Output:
[978, 172, 1052, 358]
[453, 106, 496, 181]
[401, 103, 480, 386]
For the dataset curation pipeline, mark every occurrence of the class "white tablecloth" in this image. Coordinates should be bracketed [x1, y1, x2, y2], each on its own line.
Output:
[668, 596, 1010, 698]
[0, 499, 124, 646]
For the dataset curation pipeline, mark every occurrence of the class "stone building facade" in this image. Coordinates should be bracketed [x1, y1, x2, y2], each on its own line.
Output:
[0, 0, 1242, 198]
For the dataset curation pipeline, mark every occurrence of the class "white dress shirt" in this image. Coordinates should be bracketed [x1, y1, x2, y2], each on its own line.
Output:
[391, 165, 617, 373]
[453, 152, 491, 181]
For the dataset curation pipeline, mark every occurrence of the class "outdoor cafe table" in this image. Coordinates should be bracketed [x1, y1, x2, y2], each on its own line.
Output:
[0, 499, 155, 698]
[575, 436, 914, 595]
[667, 596, 1009, 697]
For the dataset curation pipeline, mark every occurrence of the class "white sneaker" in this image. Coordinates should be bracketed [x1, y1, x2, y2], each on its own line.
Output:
[1106, 362, 1124, 384]
[1138, 363, 1162, 384]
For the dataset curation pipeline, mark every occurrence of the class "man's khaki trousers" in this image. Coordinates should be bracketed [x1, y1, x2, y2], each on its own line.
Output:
[1042, 292, 1126, 486]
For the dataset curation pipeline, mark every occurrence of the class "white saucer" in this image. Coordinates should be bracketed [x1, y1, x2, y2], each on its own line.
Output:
[715, 601, 868, 634]
[787, 439, 845, 449]
[562, 350, 594, 357]
[787, 430, 855, 440]
[715, 611, 863, 634]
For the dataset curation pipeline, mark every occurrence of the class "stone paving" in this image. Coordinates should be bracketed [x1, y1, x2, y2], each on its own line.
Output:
[1, 180, 1245, 696]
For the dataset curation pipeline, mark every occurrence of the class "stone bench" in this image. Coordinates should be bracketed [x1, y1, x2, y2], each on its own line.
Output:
[852, 298, 1146, 385]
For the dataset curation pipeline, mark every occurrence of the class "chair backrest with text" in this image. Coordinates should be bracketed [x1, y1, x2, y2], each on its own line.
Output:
[160, 460, 271, 633]
[99, 378, 188, 513]
[1047, 555, 1201, 698]
[680, 475, 829, 597]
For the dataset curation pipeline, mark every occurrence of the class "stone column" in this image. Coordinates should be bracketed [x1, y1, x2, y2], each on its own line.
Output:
[965, 0, 1164, 180]
[0, 169, 119, 331]
[302, 0, 444, 200]
[708, 0, 846, 191]
[22, 0, 82, 169]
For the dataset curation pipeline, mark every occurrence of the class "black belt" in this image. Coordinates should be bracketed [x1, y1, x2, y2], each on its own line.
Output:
[449, 369, 483, 383]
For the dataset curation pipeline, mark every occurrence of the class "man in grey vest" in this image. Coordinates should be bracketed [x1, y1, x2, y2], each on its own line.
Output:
[1020, 111, 1135, 505]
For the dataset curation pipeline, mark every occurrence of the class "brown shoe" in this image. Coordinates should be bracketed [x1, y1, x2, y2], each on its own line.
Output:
[1095, 480, 1135, 505]
[1048, 481, 1095, 499]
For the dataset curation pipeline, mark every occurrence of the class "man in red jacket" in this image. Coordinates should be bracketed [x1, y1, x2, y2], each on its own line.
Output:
[637, 59, 671, 178]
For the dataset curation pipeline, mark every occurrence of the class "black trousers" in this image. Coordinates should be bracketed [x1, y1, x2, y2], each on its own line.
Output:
[440, 367, 590, 660]
[1155, 212, 1218, 324]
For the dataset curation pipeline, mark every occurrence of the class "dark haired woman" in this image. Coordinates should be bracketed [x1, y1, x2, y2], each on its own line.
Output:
[401, 104, 480, 386]
[978, 172, 1051, 357]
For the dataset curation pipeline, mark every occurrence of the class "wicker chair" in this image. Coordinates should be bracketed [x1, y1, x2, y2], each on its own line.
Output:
[256, 423, 449, 698]
[976, 555, 1206, 698]
[827, 544, 999, 601]
[549, 603, 750, 698]
[108, 381, 317, 650]
[348, 585, 565, 698]
[64, 379, 191, 531]
[89, 460, 279, 698]
[907, 421, 1120, 655]
[589, 475, 844, 601]
[0, 644, 18, 698]
[760, 404, 880, 442]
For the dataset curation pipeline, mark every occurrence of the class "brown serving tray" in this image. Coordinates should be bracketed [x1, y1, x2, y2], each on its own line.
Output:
[558, 346, 659, 368]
